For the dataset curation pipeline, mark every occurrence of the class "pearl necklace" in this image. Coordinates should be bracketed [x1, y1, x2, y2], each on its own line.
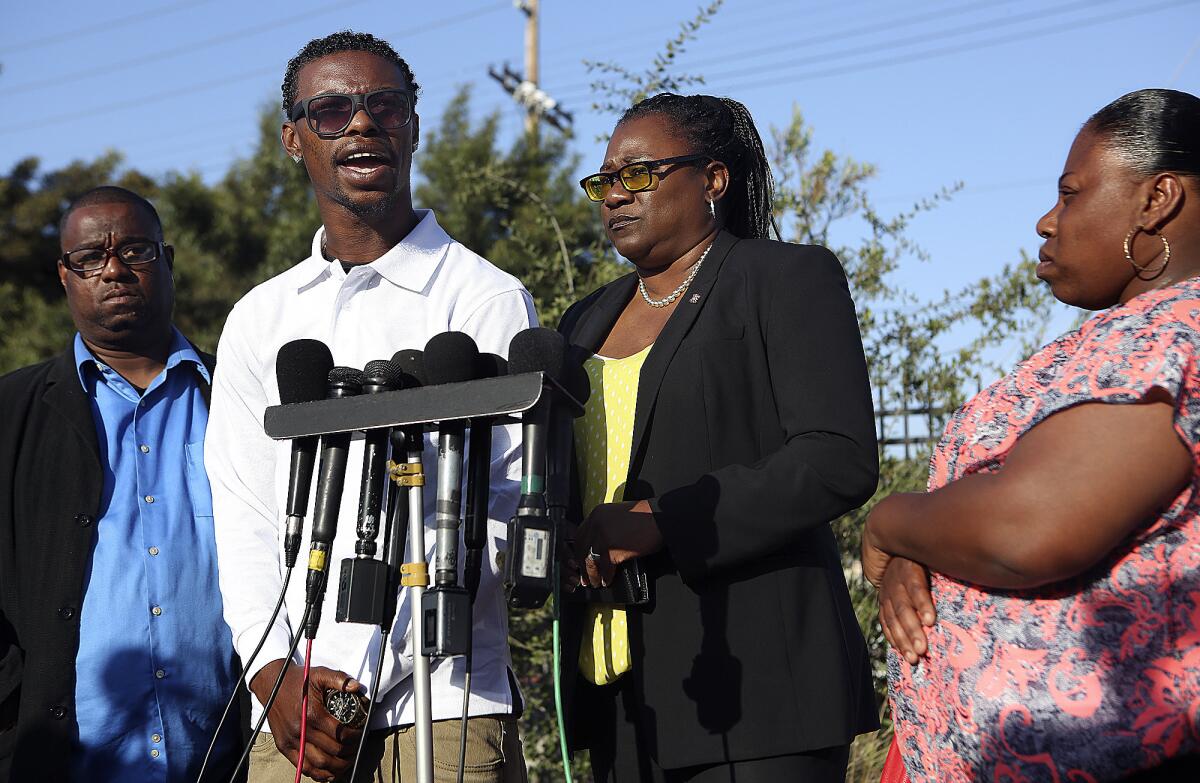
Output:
[638, 243, 713, 308]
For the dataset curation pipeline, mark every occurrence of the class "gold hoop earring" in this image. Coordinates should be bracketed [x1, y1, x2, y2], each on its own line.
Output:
[1123, 226, 1171, 280]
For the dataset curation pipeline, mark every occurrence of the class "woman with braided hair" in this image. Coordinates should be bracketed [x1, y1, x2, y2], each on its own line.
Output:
[558, 93, 879, 781]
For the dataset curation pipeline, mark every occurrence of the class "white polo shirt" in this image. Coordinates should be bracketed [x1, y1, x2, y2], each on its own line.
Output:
[206, 209, 537, 729]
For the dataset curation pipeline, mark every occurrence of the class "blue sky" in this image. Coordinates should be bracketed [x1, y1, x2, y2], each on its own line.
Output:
[2, 0, 1198, 347]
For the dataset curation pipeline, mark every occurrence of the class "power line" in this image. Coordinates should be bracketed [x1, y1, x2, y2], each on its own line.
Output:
[546, 0, 1012, 97]
[553, 0, 1127, 103]
[0, 0, 217, 56]
[710, 0, 1196, 95]
[0, 1, 511, 137]
[2, 0, 374, 96]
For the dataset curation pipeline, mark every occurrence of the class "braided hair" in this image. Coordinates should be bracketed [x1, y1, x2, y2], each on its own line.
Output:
[619, 93, 775, 239]
[281, 30, 421, 117]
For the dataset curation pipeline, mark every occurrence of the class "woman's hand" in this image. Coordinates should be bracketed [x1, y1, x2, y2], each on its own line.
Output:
[860, 515, 892, 589]
[878, 557, 936, 665]
[574, 499, 664, 588]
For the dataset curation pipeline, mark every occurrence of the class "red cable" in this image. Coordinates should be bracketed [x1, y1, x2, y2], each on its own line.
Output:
[294, 639, 314, 783]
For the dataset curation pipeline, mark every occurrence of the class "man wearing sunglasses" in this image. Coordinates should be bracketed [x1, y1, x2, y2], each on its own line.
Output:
[0, 186, 243, 781]
[206, 31, 535, 783]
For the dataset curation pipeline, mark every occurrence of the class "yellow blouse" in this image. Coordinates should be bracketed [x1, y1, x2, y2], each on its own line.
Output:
[572, 344, 652, 686]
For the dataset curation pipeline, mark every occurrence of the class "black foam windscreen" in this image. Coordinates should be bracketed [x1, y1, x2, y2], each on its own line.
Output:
[423, 332, 480, 386]
[276, 339, 335, 404]
[475, 352, 508, 379]
[507, 327, 566, 380]
[328, 366, 365, 394]
[362, 359, 404, 390]
[391, 349, 426, 389]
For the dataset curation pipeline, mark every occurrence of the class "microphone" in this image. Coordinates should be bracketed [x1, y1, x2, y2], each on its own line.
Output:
[276, 339, 335, 568]
[464, 354, 507, 604]
[420, 332, 480, 657]
[424, 332, 480, 587]
[305, 366, 364, 639]
[355, 360, 404, 556]
[336, 359, 404, 626]
[504, 328, 567, 608]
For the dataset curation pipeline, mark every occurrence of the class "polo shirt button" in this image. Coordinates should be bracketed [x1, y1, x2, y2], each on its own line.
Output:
[58, 606, 75, 620]
[74, 514, 92, 527]
[148, 546, 160, 556]
[152, 733, 162, 743]
[50, 706, 66, 719]
[144, 495, 155, 504]
[155, 669, 166, 679]
[151, 605, 162, 616]
[150, 749, 160, 759]
[140, 444, 151, 454]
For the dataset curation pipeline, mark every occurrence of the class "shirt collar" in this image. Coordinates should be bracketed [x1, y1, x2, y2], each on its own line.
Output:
[74, 328, 209, 390]
[295, 209, 450, 294]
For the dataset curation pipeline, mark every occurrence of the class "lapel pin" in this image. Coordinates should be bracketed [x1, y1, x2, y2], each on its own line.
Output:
[689, 293, 701, 304]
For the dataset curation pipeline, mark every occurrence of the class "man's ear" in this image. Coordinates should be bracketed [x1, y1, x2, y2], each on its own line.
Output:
[164, 244, 175, 273]
[411, 113, 420, 152]
[57, 259, 68, 289]
[281, 122, 302, 160]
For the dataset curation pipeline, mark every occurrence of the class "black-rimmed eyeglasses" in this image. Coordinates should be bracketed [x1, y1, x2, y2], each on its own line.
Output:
[61, 241, 164, 274]
[578, 154, 711, 202]
[289, 89, 414, 136]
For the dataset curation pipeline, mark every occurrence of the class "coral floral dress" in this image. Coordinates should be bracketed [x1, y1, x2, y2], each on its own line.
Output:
[888, 278, 1200, 782]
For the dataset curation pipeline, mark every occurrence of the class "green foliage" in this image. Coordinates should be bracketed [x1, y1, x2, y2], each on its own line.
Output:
[0, 105, 321, 371]
[415, 86, 625, 326]
[584, 0, 724, 120]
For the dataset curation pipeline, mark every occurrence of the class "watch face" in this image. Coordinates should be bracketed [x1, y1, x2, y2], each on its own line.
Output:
[323, 689, 368, 727]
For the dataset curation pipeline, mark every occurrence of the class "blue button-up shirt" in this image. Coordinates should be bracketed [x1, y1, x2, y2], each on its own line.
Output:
[72, 331, 238, 782]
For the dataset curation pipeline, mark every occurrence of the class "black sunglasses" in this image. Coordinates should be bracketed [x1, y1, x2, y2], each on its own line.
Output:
[289, 89, 413, 136]
[61, 240, 165, 274]
[579, 154, 711, 202]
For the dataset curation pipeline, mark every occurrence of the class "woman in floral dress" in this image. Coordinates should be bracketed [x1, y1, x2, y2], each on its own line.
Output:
[863, 88, 1200, 781]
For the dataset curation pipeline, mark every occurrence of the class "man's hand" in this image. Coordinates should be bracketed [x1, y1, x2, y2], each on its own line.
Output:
[574, 499, 663, 589]
[878, 557, 936, 665]
[249, 659, 364, 782]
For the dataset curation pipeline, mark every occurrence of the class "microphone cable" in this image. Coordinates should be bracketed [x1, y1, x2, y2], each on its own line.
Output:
[293, 638, 315, 783]
[226, 600, 314, 783]
[552, 561, 574, 783]
[194, 563, 294, 783]
[347, 630, 389, 780]
[347, 410, 422, 783]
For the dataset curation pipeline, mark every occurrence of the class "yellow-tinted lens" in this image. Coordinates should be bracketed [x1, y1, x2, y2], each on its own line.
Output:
[620, 163, 654, 192]
[582, 176, 610, 202]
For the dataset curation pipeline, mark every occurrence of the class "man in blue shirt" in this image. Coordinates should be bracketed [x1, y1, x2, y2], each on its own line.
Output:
[0, 186, 242, 782]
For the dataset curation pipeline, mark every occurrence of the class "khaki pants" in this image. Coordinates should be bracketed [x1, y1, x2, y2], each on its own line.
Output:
[248, 716, 528, 783]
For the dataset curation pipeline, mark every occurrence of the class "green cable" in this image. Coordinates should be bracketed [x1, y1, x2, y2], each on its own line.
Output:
[552, 561, 574, 783]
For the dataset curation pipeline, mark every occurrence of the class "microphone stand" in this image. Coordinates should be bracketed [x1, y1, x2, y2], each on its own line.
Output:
[395, 424, 435, 783]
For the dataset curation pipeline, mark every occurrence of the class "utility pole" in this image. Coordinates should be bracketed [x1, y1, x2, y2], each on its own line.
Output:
[489, 0, 572, 138]
[522, 0, 539, 138]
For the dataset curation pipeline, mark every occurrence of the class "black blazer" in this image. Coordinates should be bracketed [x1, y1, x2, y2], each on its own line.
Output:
[559, 232, 880, 769]
[0, 341, 239, 783]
